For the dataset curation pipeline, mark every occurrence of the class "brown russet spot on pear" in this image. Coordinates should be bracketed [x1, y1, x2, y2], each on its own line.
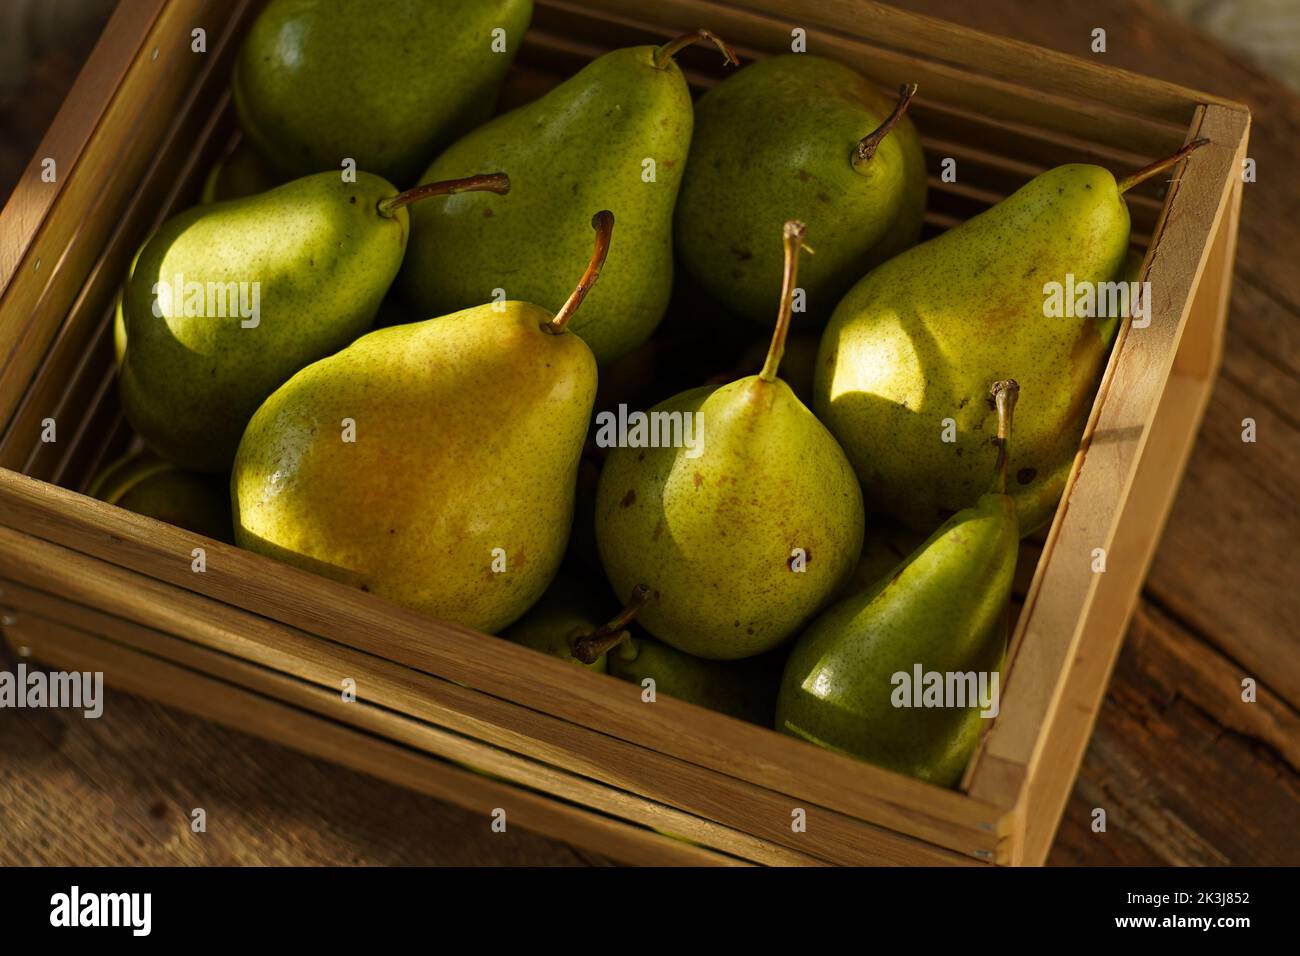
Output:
[231, 212, 613, 633]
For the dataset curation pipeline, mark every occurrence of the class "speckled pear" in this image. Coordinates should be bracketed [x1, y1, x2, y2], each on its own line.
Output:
[200, 140, 276, 203]
[231, 213, 611, 633]
[595, 222, 864, 659]
[234, 0, 532, 184]
[118, 171, 508, 473]
[776, 381, 1022, 786]
[401, 30, 738, 365]
[815, 142, 1206, 534]
[675, 56, 926, 324]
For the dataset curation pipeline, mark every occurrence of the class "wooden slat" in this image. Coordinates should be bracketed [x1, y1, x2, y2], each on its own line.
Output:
[0, 526, 985, 865]
[967, 105, 1249, 843]
[4, 614, 742, 867]
[0, 580, 827, 866]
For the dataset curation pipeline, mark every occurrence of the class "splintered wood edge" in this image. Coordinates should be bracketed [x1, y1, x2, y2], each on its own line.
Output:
[966, 104, 1251, 839]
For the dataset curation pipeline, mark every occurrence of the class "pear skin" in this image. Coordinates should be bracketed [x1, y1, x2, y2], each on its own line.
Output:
[200, 140, 277, 203]
[89, 449, 232, 542]
[233, 0, 532, 184]
[501, 572, 623, 672]
[608, 630, 784, 726]
[676, 56, 926, 325]
[595, 223, 864, 659]
[401, 32, 736, 365]
[816, 163, 1136, 534]
[776, 381, 1022, 787]
[118, 170, 508, 474]
[232, 213, 610, 633]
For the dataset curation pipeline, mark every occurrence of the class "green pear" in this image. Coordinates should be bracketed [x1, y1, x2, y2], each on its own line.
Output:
[501, 574, 640, 672]
[608, 629, 784, 726]
[200, 140, 276, 203]
[736, 332, 819, 405]
[118, 170, 509, 473]
[401, 30, 739, 365]
[675, 56, 926, 325]
[776, 381, 1022, 787]
[232, 212, 611, 633]
[849, 520, 927, 593]
[233, 0, 532, 184]
[595, 222, 864, 659]
[89, 448, 232, 542]
[815, 142, 1206, 534]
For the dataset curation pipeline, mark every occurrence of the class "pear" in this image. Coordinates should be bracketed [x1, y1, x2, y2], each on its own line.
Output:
[595, 222, 864, 659]
[233, 0, 532, 184]
[501, 575, 644, 672]
[401, 30, 739, 365]
[88, 448, 232, 542]
[675, 56, 926, 325]
[776, 381, 1022, 787]
[232, 212, 612, 633]
[815, 141, 1207, 534]
[118, 170, 509, 473]
[608, 629, 784, 726]
[200, 140, 276, 203]
[849, 520, 927, 593]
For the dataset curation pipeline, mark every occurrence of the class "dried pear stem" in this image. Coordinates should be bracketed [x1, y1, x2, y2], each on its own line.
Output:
[759, 220, 807, 383]
[571, 585, 650, 665]
[376, 172, 510, 216]
[652, 29, 739, 69]
[852, 83, 918, 167]
[548, 210, 615, 333]
[990, 380, 1020, 495]
[1116, 138, 1210, 194]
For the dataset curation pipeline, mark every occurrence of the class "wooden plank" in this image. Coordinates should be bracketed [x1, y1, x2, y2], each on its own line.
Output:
[0, 579, 832, 866]
[0, 469, 1009, 854]
[5, 614, 748, 867]
[0, 527, 987, 865]
[968, 105, 1248, 818]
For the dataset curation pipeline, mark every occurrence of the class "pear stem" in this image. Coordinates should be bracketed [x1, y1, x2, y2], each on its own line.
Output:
[652, 29, 739, 70]
[852, 83, 918, 167]
[759, 220, 807, 383]
[571, 585, 650, 665]
[1116, 138, 1210, 194]
[547, 210, 615, 334]
[990, 380, 1019, 496]
[376, 172, 510, 217]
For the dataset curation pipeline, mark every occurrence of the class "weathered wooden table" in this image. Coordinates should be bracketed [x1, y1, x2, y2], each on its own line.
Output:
[1, 0, 1296, 865]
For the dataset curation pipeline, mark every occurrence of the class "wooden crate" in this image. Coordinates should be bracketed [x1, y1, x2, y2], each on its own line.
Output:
[0, 0, 1248, 866]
